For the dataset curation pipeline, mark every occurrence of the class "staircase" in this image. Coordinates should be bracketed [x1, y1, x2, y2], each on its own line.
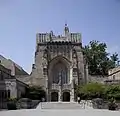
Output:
[36, 101, 93, 109]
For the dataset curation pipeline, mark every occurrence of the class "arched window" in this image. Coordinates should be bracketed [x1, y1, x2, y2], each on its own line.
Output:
[52, 61, 68, 84]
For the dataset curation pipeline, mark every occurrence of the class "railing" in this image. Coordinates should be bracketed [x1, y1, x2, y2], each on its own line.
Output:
[62, 84, 71, 90]
[51, 84, 60, 90]
[51, 83, 72, 91]
[105, 79, 120, 84]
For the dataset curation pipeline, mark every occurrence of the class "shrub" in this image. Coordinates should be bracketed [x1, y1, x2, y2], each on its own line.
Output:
[7, 102, 17, 110]
[105, 85, 120, 100]
[7, 97, 17, 110]
[108, 98, 118, 111]
[25, 86, 46, 100]
[77, 82, 105, 99]
[77, 83, 120, 101]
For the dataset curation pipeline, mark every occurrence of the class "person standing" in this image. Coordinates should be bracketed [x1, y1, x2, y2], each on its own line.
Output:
[78, 96, 81, 104]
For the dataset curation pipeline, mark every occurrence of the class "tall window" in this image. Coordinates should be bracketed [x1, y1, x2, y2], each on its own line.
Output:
[52, 61, 68, 84]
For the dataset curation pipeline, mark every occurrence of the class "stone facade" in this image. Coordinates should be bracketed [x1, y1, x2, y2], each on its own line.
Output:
[0, 55, 28, 76]
[104, 66, 120, 84]
[0, 61, 28, 103]
[28, 24, 88, 102]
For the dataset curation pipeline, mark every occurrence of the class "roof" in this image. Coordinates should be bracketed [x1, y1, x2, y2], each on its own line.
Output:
[0, 54, 29, 75]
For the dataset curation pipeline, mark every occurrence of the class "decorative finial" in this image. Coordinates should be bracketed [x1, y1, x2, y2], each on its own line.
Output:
[65, 21, 67, 27]
[64, 21, 69, 36]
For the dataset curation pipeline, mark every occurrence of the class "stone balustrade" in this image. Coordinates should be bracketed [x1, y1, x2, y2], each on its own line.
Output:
[50, 83, 72, 91]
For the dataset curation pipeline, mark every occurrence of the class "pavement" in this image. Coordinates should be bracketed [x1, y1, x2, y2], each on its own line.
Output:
[0, 102, 120, 116]
[0, 108, 120, 116]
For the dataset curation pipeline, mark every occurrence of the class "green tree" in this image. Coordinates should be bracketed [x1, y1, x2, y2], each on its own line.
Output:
[105, 85, 120, 100]
[77, 82, 105, 99]
[83, 40, 119, 75]
[77, 83, 120, 100]
[25, 86, 46, 100]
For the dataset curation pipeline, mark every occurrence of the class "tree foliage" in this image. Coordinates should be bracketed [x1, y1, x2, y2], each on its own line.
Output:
[83, 40, 119, 75]
[25, 86, 46, 100]
[77, 83, 120, 100]
[104, 85, 120, 100]
[77, 82, 105, 99]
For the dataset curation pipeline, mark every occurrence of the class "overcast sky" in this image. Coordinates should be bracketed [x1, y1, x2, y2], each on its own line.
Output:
[0, 0, 120, 73]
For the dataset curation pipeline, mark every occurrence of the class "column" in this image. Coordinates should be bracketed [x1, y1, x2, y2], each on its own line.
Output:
[58, 89, 61, 102]
[70, 88, 74, 102]
[47, 91, 51, 102]
[46, 89, 49, 102]
[69, 67, 73, 83]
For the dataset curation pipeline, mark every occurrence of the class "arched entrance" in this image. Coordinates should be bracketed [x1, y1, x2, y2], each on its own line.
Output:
[62, 92, 70, 102]
[51, 92, 58, 102]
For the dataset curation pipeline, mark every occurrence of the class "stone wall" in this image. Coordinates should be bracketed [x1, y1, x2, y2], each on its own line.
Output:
[5, 79, 17, 98]
[88, 75, 107, 83]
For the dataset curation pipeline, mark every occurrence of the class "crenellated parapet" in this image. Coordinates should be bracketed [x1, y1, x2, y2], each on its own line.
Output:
[36, 32, 81, 44]
[36, 24, 82, 49]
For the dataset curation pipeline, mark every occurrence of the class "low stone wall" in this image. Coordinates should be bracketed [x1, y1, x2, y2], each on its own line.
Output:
[92, 100, 108, 109]
[16, 98, 40, 109]
[31, 100, 40, 108]
[89, 75, 107, 83]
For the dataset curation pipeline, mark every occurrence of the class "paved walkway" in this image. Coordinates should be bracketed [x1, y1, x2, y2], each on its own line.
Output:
[0, 108, 120, 116]
[0, 102, 120, 116]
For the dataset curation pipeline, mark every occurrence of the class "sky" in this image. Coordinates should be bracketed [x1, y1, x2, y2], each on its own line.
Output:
[0, 0, 120, 73]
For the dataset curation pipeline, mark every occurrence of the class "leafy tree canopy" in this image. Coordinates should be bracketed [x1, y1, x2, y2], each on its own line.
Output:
[25, 86, 45, 100]
[77, 83, 120, 100]
[77, 82, 104, 95]
[83, 40, 119, 75]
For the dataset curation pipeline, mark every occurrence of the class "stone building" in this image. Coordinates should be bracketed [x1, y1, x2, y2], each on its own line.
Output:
[0, 55, 29, 99]
[0, 55, 28, 76]
[0, 63, 28, 108]
[25, 24, 89, 102]
[104, 66, 120, 84]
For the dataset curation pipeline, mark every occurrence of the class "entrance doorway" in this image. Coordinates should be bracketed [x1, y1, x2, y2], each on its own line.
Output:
[51, 92, 58, 102]
[62, 92, 70, 102]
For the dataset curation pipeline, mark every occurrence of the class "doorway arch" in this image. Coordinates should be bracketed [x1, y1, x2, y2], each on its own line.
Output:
[62, 92, 70, 102]
[51, 92, 58, 102]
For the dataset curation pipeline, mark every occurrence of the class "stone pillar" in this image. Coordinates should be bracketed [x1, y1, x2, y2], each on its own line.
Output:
[45, 75, 49, 102]
[58, 91, 61, 102]
[48, 91, 51, 102]
[70, 86, 74, 102]
[46, 89, 49, 102]
[85, 64, 89, 83]
[69, 67, 73, 83]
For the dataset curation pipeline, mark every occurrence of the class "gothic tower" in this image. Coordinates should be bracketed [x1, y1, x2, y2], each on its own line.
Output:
[30, 25, 88, 102]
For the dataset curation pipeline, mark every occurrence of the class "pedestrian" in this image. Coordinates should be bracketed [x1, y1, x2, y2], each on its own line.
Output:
[78, 96, 81, 104]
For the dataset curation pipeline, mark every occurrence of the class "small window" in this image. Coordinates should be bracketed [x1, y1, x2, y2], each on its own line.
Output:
[8, 90, 10, 98]
[0, 71, 3, 80]
[43, 68, 47, 75]
[73, 68, 77, 76]
[113, 75, 115, 80]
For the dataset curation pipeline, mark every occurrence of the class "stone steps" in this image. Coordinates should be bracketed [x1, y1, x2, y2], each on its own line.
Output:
[37, 102, 90, 109]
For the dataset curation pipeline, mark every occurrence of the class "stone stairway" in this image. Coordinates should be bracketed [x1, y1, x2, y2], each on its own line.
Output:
[36, 101, 93, 109]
